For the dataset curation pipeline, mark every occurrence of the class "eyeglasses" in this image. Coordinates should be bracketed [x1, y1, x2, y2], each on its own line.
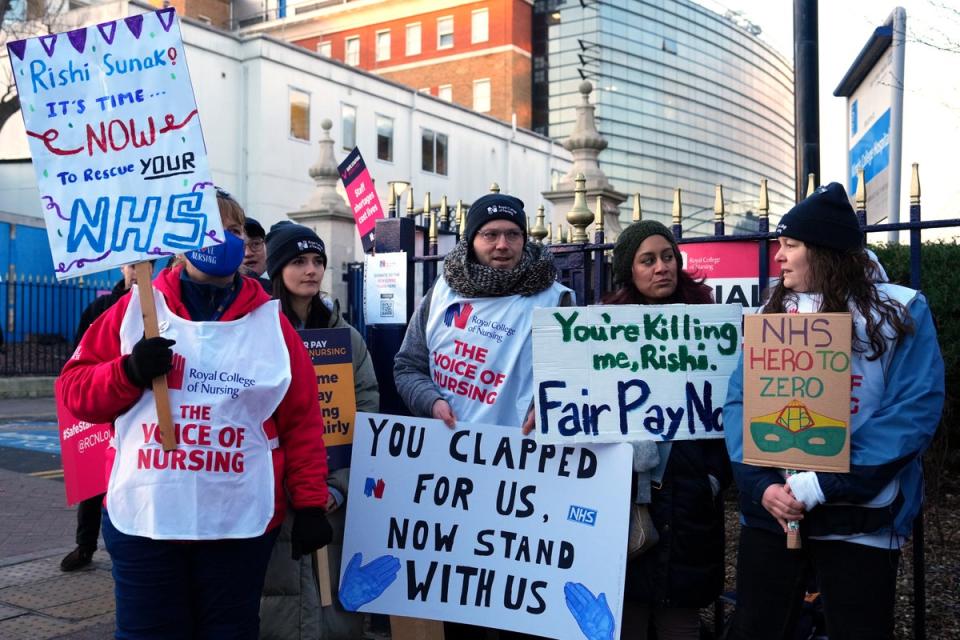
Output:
[246, 239, 265, 250]
[477, 230, 524, 244]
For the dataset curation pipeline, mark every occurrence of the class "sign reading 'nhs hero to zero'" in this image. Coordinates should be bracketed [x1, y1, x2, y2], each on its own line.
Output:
[7, 8, 220, 279]
[532, 304, 742, 444]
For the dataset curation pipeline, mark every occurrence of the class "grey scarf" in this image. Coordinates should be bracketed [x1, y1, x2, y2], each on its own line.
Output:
[443, 240, 559, 298]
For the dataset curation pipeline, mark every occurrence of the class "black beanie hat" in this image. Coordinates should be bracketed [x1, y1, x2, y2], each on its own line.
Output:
[244, 217, 265, 240]
[776, 182, 863, 251]
[464, 193, 527, 245]
[265, 221, 326, 279]
[612, 220, 681, 286]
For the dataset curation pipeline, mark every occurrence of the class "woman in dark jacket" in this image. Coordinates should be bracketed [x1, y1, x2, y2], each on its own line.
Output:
[604, 220, 731, 639]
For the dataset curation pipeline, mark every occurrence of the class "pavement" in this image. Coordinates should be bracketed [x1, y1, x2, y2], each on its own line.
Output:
[0, 395, 116, 639]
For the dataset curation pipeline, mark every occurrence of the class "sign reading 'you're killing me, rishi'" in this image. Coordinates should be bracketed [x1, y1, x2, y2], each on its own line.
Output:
[532, 304, 742, 444]
[6, 8, 221, 280]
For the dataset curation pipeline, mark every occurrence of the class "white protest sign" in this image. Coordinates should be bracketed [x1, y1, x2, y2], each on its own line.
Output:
[340, 412, 632, 640]
[7, 8, 221, 280]
[532, 304, 742, 444]
[363, 252, 407, 324]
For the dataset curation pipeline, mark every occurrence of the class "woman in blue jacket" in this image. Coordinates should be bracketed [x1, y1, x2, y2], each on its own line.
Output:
[723, 183, 944, 640]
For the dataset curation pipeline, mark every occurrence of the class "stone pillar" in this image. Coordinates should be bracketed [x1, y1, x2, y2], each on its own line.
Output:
[541, 81, 626, 241]
[287, 118, 359, 308]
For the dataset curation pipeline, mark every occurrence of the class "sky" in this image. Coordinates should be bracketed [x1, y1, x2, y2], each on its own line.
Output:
[697, 0, 960, 241]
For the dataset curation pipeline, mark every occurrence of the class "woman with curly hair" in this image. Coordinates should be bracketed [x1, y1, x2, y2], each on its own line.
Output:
[723, 183, 945, 639]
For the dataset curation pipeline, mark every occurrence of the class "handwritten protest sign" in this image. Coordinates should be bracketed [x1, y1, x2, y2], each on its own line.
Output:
[340, 412, 632, 640]
[338, 147, 384, 253]
[55, 379, 110, 505]
[7, 8, 221, 280]
[300, 328, 356, 471]
[742, 313, 851, 472]
[532, 304, 742, 444]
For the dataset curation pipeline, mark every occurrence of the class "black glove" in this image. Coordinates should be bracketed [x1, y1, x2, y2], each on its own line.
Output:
[291, 507, 333, 560]
[122, 337, 176, 388]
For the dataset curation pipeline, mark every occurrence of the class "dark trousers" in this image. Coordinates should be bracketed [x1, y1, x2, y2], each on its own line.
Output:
[729, 526, 900, 640]
[102, 509, 280, 640]
[76, 493, 105, 548]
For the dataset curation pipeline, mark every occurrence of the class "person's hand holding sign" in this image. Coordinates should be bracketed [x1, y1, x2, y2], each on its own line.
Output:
[339, 552, 401, 611]
[122, 337, 176, 388]
[761, 483, 805, 533]
[431, 399, 457, 429]
[290, 508, 333, 560]
[564, 582, 615, 640]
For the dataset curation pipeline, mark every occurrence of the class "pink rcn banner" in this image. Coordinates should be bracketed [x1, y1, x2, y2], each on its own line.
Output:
[338, 147, 384, 252]
[56, 380, 111, 505]
[681, 241, 780, 308]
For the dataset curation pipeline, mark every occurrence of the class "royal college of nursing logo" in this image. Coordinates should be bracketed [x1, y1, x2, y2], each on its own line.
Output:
[443, 303, 473, 330]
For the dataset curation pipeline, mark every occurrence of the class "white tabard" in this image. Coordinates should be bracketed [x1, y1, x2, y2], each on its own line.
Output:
[107, 288, 291, 539]
[426, 277, 570, 426]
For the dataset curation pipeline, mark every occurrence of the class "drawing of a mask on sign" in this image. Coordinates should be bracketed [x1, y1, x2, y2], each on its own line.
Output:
[749, 399, 847, 456]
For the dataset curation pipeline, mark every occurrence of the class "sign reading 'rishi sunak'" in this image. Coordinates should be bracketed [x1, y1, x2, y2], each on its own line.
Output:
[742, 313, 852, 473]
[532, 304, 742, 444]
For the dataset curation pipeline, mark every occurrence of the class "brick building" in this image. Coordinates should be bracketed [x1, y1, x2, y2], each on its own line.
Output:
[237, 0, 533, 128]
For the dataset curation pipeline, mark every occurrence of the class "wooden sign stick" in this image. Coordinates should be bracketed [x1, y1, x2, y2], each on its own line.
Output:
[134, 261, 176, 452]
[389, 616, 445, 640]
[315, 547, 334, 607]
[785, 469, 801, 549]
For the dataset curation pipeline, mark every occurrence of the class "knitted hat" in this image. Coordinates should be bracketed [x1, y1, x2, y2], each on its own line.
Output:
[612, 220, 681, 286]
[776, 182, 862, 251]
[464, 193, 527, 245]
[244, 217, 265, 240]
[265, 221, 326, 279]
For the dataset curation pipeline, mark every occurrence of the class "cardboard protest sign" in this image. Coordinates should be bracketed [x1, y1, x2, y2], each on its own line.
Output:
[340, 412, 632, 640]
[532, 304, 741, 444]
[742, 313, 851, 472]
[6, 8, 221, 280]
[56, 379, 110, 505]
[681, 241, 779, 308]
[300, 328, 356, 471]
[338, 147, 384, 253]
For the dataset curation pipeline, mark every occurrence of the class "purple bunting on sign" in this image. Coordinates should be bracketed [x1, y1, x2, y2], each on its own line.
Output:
[7, 40, 27, 61]
[39, 34, 57, 57]
[97, 21, 117, 44]
[67, 28, 87, 54]
[124, 15, 144, 39]
[157, 8, 177, 32]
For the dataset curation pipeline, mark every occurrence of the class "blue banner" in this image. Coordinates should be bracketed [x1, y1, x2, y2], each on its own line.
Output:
[849, 108, 890, 195]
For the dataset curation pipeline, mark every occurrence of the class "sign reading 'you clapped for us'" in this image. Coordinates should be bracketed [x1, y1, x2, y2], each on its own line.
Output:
[532, 304, 742, 444]
[7, 8, 221, 279]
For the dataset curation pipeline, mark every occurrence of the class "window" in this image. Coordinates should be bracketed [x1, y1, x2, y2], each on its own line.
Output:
[437, 16, 453, 49]
[345, 36, 360, 66]
[471, 9, 488, 43]
[376, 115, 393, 162]
[421, 129, 448, 175]
[438, 84, 453, 102]
[405, 22, 421, 56]
[473, 78, 491, 113]
[317, 41, 331, 57]
[341, 103, 356, 150]
[662, 37, 677, 54]
[289, 88, 310, 141]
[376, 30, 391, 62]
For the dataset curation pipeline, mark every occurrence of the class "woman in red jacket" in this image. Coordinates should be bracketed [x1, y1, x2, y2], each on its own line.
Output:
[59, 189, 331, 639]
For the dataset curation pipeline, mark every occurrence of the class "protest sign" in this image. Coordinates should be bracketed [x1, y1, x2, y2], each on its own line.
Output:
[681, 241, 779, 309]
[363, 252, 407, 324]
[56, 379, 110, 505]
[742, 313, 851, 472]
[340, 412, 632, 640]
[338, 147, 384, 253]
[532, 304, 741, 444]
[7, 8, 221, 280]
[300, 327, 356, 471]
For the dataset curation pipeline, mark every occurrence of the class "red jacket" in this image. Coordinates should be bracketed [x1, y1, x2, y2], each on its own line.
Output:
[59, 265, 329, 533]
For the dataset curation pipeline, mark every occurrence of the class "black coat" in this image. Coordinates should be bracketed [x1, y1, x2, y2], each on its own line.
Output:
[624, 438, 732, 608]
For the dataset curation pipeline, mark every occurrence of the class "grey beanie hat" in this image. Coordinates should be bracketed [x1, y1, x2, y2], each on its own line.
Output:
[612, 220, 681, 286]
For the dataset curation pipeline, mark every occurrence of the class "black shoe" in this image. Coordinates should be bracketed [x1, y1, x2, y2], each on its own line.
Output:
[60, 546, 95, 571]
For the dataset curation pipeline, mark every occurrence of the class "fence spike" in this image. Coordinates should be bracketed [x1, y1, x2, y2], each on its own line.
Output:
[387, 182, 397, 217]
[714, 184, 725, 221]
[632, 193, 642, 221]
[456, 199, 466, 238]
[594, 195, 604, 231]
[910, 163, 920, 206]
[758, 179, 769, 218]
[566, 173, 593, 243]
[428, 201, 438, 246]
[855, 169, 866, 211]
[423, 191, 432, 225]
[490, 182, 500, 194]
[530, 204, 548, 244]
[546, 222, 553, 244]
[439, 195, 449, 225]
[672, 188, 682, 225]
[806, 172, 816, 197]
[406, 187, 416, 217]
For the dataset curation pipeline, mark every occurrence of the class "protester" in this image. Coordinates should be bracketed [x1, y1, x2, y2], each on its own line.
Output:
[60, 262, 140, 572]
[603, 220, 731, 639]
[260, 221, 379, 640]
[58, 189, 332, 639]
[242, 216, 272, 291]
[723, 183, 945, 639]
[394, 192, 572, 431]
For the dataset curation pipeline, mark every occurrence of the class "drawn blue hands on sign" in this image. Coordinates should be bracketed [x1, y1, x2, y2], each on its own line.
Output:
[338, 552, 401, 612]
[564, 582, 615, 640]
